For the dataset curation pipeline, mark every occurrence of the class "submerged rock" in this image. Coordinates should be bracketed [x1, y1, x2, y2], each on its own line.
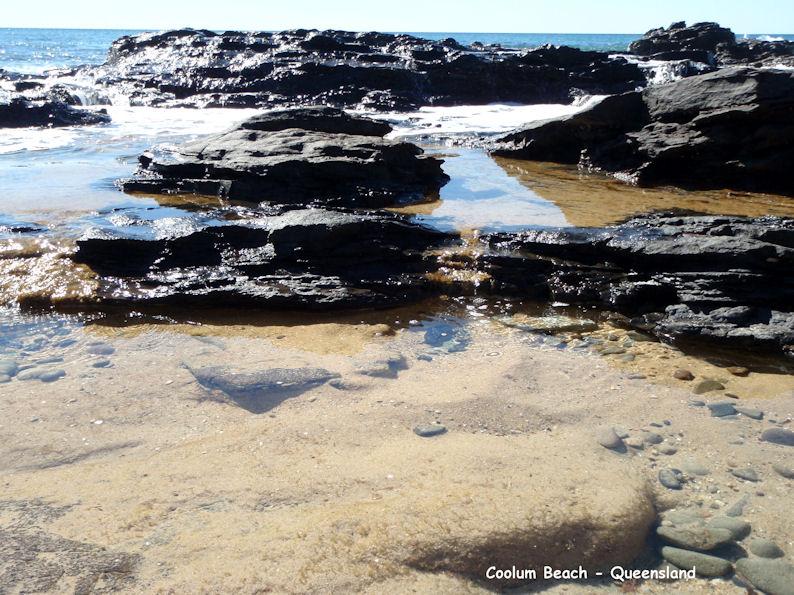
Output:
[492, 67, 794, 196]
[735, 558, 794, 595]
[0, 97, 110, 128]
[482, 213, 794, 355]
[122, 107, 448, 208]
[187, 364, 339, 413]
[71, 207, 452, 310]
[86, 29, 644, 110]
[661, 546, 732, 577]
[656, 525, 734, 551]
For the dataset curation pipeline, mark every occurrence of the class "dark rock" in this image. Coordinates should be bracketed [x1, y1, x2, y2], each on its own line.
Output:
[0, 97, 110, 128]
[72, 207, 453, 311]
[659, 468, 684, 490]
[187, 364, 339, 413]
[707, 402, 736, 417]
[122, 107, 447, 208]
[761, 428, 794, 447]
[413, 424, 447, 438]
[696, 381, 725, 395]
[629, 22, 735, 58]
[482, 213, 794, 356]
[492, 67, 794, 196]
[86, 29, 644, 110]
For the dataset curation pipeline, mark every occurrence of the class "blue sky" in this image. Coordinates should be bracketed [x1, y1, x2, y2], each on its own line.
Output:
[4, 0, 793, 33]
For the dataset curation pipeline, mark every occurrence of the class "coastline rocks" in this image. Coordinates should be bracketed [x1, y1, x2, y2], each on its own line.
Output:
[629, 22, 735, 59]
[491, 67, 794, 196]
[121, 107, 448, 208]
[88, 28, 644, 110]
[72, 207, 453, 310]
[0, 97, 110, 128]
[482, 213, 794, 355]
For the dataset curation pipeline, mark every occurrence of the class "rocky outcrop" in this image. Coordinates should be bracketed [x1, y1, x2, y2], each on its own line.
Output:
[482, 213, 794, 356]
[0, 97, 110, 128]
[121, 107, 447, 207]
[491, 67, 794, 195]
[71, 207, 453, 310]
[85, 28, 644, 110]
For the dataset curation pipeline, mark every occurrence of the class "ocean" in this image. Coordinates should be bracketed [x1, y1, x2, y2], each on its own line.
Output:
[4, 27, 793, 74]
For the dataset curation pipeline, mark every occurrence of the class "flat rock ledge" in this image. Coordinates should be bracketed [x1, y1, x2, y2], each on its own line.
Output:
[483, 212, 794, 356]
[121, 107, 448, 208]
[491, 67, 794, 196]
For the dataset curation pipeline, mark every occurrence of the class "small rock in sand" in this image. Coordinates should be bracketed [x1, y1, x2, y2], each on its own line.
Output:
[413, 425, 447, 438]
[657, 525, 734, 551]
[748, 538, 784, 559]
[644, 432, 664, 445]
[659, 468, 684, 490]
[681, 460, 710, 476]
[735, 558, 794, 595]
[707, 517, 751, 540]
[730, 467, 760, 482]
[772, 462, 794, 479]
[725, 495, 750, 517]
[694, 379, 725, 394]
[92, 359, 112, 369]
[600, 345, 626, 355]
[17, 368, 66, 383]
[761, 428, 794, 447]
[735, 407, 763, 420]
[596, 427, 626, 451]
[707, 402, 736, 417]
[673, 369, 695, 381]
[659, 445, 678, 455]
[727, 366, 750, 377]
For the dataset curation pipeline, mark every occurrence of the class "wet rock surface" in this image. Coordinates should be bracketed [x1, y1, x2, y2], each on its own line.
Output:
[491, 67, 794, 195]
[483, 213, 794, 355]
[71, 206, 453, 310]
[121, 107, 448, 208]
[0, 96, 110, 128]
[78, 28, 644, 110]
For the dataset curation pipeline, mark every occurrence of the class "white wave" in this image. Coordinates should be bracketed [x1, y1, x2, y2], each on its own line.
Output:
[0, 128, 80, 155]
[757, 35, 786, 42]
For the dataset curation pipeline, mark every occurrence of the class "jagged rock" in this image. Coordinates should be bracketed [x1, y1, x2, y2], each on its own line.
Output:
[629, 22, 735, 58]
[0, 97, 110, 128]
[84, 28, 644, 109]
[482, 213, 794, 355]
[70, 206, 453, 311]
[492, 67, 794, 196]
[121, 107, 447, 208]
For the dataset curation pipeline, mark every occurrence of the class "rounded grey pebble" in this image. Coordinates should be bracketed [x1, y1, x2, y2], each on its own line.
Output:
[748, 538, 785, 559]
[659, 468, 684, 490]
[735, 407, 763, 420]
[413, 425, 447, 438]
[86, 343, 115, 356]
[731, 467, 760, 482]
[661, 547, 731, 577]
[644, 432, 664, 445]
[92, 359, 112, 369]
[596, 427, 625, 451]
[735, 557, 794, 595]
[708, 402, 736, 417]
[707, 517, 751, 540]
[772, 462, 794, 479]
[761, 428, 794, 447]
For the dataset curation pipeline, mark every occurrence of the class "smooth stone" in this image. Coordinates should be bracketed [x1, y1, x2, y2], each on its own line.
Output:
[661, 547, 732, 577]
[707, 517, 751, 540]
[735, 407, 763, 420]
[735, 558, 794, 595]
[707, 402, 736, 417]
[498, 314, 598, 334]
[662, 508, 703, 526]
[730, 467, 760, 482]
[627, 330, 655, 342]
[17, 368, 66, 382]
[620, 354, 637, 362]
[92, 359, 112, 368]
[681, 460, 710, 476]
[0, 359, 18, 377]
[624, 436, 645, 450]
[596, 427, 626, 451]
[688, 400, 706, 407]
[694, 380, 725, 395]
[659, 468, 684, 490]
[85, 343, 116, 356]
[601, 345, 626, 355]
[725, 392, 740, 399]
[727, 366, 750, 377]
[772, 462, 794, 479]
[761, 428, 794, 446]
[725, 495, 750, 517]
[657, 526, 734, 551]
[659, 445, 678, 455]
[748, 538, 785, 559]
[644, 432, 664, 445]
[413, 425, 447, 438]
[673, 369, 695, 381]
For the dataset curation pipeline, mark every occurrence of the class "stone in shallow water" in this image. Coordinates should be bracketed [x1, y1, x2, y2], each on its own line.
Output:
[657, 526, 734, 551]
[661, 546, 732, 577]
[727, 366, 750, 377]
[735, 407, 763, 420]
[772, 462, 794, 479]
[673, 369, 695, 381]
[707, 402, 736, 417]
[413, 425, 447, 438]
[681, 460, 710, 476]
[92, 359, 112, 369]
[730, 467, 759, 482]
[725, 495, 750, 517]
[748, 538, 785, 559]
[659, 468, 684, 490]
[643, 432, 663, 445]
[695, 380, 725, 395]
[0, 374, 10, 383]
[761, 428, 794, 446]
[85, 343, 115, 356]
[497, 315, 598, 335]
[596, 427, 626, 452]
[706, 517, 751, 540]
[423, 321, 470, 354]
[735, 558, 794, 595]
[16, 368, 66, 383]
[0, 359, 18, 377]
[187, 365, 339, 414]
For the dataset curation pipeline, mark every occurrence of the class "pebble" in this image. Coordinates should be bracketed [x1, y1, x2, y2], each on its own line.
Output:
[659, 468, 684, 490]
[600, 345, 626, 355]
[748, 538, 785, 559]
[413, 424, 447, 438]
[727, 366, 750, 377]
[657, 526, 734, 551]
[735, 558, 794, 595]
[17, 368, 66, 383]
[681, 460, 710, 476]
[626, 372, 645, 379]
[735, 407, 763, 420]
[730, 467, 760, 482]
[92, 359, 112, 368]
[772, 462, 794, 479]
[725, 392, 740, 399]
[707, 402, 736, 417]
[659, 445, 678, 455]
[643, 432, 664, 445]
[661, 547, 732, 577]
[707, 517, 751, 540]
[0, 359, 18, 377]
[627, 330, 655, 342]
[761, 427, 794, 446]
[620, 354, 636, 362]
[674, 369, 695, 381]
[688, 400, 706, 407]
[86, 343, 115, 356]
[725, 495, 750, 517]
[596, 427, 626, 451]
[624, 436, 645, 450]
[694, 379, 725, 395]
